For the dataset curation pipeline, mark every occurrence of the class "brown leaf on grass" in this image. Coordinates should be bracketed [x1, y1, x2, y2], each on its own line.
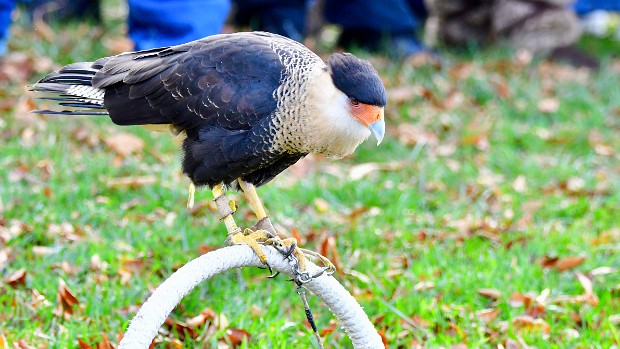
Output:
[388, 85, 420, 104]
[5, 268, 26, 288]
[0, 332, 6, 348]
[538, 98, 560, 113]
[319, 320, 338, 336]
[103, 36, 135, 55]
[54, 279, 79, 317]
[0, 249, 8, 270]
[504, 338, 520, 349]
[394, 123, 438, 147]
[0, 220, 26, 243]
[118, 258, 146, 285]
[221, 328, 251, 347]
[72, 125, 100, 147]
[319, 235, 342, 272]
[588, 131, 614, 156]
[513, 175, 527, 193]
[32, 245, 60, 256]
[512, 315, 551, 333]
[13, 340, 35, 349]
[540, 256, 585, 271]
[0, 52, 34, 83]
[555, 256, 586, 271]
[477, 308, 502, 323]
[377, 329, 389, 348]
[540, 256, 560, 268]
[77, 339, 93, 349]
[163, 318, 198, 341]
[413, 281, 435, 291]
[106, 176, 157, 189]
[576, 272, 599, 306]
[491, 75, 511, 99]
[348, 161, 405, 181]
[97, 333, 115, 349]
[590, 266, 617, 276]
[90, 254, 109, 272]
[186, 308, 217, 327]
[7, 164, 30, 184]
[313, 198, 329, 213]
[508, 292, 535, 308]
[477, 288, 502, 300]
[104, 133, 144, 157]
[565, 177, 585, 194]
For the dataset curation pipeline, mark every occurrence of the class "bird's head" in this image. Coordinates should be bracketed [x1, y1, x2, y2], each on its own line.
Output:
[327, 53, 387, 145]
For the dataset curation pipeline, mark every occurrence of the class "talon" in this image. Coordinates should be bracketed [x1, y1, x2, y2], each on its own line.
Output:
[227, 229, 271, 266]
[267, 271, 280, 279]
[283, 243, 296, 259]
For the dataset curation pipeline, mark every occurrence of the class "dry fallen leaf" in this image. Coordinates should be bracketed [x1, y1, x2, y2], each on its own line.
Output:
[13, 340, 35, 349]
[77, 338, 93, 349]
[349, 161, 404, 181]
[413, 281, 435, 292]
[104, 133, 144, 157]
[576, 272, 599, 306]
[555, 256, 586, 272]
[590, 266, 617, 276]
[106, 176, 157, 189]
[32, 245, 60, 256]
[221, 328, 251, 347]
[540, 255, 585, 271]
[97, 333, 115, 349]
[477, 308, 501, 323]
[538, 98, 560, 113]
[513, 175, 527, 193]
[313, 198, 330, 213]
[477, 288, 502, 300]
[186, 308, 217, 327]
[55, 279, 79, 317]
[5, 268, 26, 288]
[512, 315, 550, 333]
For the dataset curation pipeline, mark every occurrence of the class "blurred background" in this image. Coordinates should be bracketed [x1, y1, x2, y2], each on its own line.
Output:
[0, 0, 619, 348]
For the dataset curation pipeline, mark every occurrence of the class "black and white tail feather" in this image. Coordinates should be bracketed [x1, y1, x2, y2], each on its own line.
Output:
[30, 62, 108, 116]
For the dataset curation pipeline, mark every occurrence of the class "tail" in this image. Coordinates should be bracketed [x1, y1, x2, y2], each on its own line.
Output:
[30, 62, 108, 116]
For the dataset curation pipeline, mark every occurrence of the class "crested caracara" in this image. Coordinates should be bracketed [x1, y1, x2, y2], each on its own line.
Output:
[32, 31, 387, 276]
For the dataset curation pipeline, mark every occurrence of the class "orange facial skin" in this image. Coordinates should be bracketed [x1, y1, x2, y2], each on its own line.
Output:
[349, 99, 385, 127]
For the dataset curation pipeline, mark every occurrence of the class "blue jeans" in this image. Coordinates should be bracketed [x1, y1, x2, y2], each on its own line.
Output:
[128, 0, 230, 50]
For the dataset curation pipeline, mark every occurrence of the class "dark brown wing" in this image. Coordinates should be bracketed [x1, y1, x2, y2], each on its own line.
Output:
[92, 32, 285, 132]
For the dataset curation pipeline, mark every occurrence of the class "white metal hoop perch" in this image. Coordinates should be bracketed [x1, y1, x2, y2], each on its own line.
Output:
[118, 245, 384, 348]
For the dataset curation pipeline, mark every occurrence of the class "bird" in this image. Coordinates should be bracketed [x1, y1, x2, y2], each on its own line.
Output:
[31, 31, 387, 277]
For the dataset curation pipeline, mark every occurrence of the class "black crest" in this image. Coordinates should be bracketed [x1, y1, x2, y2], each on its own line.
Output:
[327, 53, 387, 106]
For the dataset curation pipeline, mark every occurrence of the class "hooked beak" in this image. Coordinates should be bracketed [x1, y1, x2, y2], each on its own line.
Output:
[369, 109, 385, 145]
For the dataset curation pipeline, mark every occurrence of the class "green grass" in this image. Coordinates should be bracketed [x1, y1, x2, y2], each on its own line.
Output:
[1, 9, 619, 349]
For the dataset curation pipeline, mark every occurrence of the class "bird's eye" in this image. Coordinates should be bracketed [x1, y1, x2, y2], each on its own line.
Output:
[350, 98, 360, 108]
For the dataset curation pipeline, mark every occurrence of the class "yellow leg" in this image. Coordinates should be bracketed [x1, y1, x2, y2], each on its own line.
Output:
[237, 178, 311, 272]
[211, 184, 240, 235]
[238, 178, 267, 220]
[211, 183, 271, 265]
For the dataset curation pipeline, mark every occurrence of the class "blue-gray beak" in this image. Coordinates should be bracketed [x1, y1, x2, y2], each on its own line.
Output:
[369, 113, 385, 145]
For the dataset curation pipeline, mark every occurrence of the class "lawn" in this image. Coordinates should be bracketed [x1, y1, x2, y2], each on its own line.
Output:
[1, 5, 619, 349]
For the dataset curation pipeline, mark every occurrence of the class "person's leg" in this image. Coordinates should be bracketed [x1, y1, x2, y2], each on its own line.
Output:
[128, 0, 231, 50]
[324, 0, 428, 58]
[0, 0, 16, 55]
[233, 0, 307, 42]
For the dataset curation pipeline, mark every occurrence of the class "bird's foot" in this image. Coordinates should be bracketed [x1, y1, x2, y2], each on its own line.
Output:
[267, 237, 336, 284]
[226, 228, 275, 270]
